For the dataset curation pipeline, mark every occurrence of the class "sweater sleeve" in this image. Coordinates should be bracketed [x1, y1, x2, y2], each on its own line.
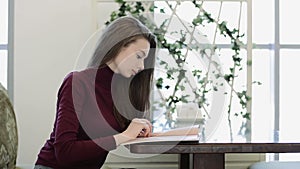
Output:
[53, 73, 117, 166]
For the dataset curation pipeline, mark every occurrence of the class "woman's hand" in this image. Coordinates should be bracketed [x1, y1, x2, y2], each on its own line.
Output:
[113, 118, 152, 146]
[124, 118, 152, 138]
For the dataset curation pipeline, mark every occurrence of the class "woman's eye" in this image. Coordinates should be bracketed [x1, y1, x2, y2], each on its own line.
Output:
[137, 54, 142, 59]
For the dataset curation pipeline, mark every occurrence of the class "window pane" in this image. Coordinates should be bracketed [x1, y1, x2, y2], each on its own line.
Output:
[154, 1, 247, 44]
[0, 0, 8, 44]
[280, 49, 300, 160]
[0, 50, 7, 88]
[252, 0, 274, 44]
[204, 48, 248, 142]
[252, 49, 273, 141]
[280, 49, 300, 142]
[280, 1, 300, 44]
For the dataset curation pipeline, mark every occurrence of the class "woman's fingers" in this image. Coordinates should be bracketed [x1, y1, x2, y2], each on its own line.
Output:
[132, 118, 152, 137]
[144, 119, 153, 136]
[141, 122, 150, 137]
[143, 119, 153, 137]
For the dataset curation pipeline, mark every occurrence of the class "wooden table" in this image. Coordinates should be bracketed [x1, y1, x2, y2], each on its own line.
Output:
[129, 141, 300, 169]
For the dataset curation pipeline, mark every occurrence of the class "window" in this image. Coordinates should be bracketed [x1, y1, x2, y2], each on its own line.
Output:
[151, 1, 250, 142]
[252, 0, 300, 161]
[0, 0, 8, 89]
[95, 0, 300, 160]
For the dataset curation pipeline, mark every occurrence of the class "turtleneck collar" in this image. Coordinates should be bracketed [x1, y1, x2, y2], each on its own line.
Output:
[95, 65, 114, 90]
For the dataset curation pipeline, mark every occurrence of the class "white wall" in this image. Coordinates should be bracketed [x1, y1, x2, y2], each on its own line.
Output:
[14, 0, 96, 165]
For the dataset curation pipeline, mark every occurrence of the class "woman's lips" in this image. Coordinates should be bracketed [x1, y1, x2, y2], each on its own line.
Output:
[132, 69, 137, 75]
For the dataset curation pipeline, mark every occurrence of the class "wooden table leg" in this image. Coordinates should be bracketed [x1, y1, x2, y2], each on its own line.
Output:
[193, 153, 225, 169]
[179, 153, 190, 169]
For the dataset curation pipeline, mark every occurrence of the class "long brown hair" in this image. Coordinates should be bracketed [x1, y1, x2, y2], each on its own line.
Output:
[88, 16, 156, 129]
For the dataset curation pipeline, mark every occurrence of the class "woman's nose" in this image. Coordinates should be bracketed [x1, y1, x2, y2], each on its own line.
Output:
[138, 61, 144, 71]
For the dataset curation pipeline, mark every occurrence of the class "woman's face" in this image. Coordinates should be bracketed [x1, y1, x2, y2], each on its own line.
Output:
[108, 38, 150, 78]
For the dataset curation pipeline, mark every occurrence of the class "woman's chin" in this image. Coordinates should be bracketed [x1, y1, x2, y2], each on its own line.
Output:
[122, 73, 133, 78]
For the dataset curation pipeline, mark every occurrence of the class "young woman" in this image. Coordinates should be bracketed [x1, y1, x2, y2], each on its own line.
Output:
[34, 16, 157, 169]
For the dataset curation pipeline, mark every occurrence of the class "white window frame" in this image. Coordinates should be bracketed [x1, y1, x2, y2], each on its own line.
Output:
[5, 0, 14, 101]
[0, 0, 13, 101]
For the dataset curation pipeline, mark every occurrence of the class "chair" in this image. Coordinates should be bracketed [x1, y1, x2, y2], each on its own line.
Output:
[0, 83, 18, 169]
[249, 161, 300, 169]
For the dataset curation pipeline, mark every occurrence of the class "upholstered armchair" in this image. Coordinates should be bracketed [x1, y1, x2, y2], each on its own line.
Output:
[0, 83, 18, 169]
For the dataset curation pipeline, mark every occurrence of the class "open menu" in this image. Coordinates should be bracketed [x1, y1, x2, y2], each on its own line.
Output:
[121, 125, 200, 145]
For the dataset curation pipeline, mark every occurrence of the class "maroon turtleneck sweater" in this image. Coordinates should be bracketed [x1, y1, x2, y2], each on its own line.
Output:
[35, 66, 123, 169]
